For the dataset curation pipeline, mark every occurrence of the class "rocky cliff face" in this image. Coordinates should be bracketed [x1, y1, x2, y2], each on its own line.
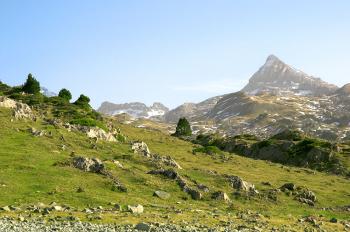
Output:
[97, 101, 169, 119]
[241, 55, 338, 96]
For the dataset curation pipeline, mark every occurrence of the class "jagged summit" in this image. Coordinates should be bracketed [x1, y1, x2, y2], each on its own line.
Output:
[242, 55, 338, 96]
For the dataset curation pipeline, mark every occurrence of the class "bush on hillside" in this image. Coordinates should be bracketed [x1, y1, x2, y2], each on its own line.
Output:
[58, 88, 72, 101]
[74, 94, 91, 109]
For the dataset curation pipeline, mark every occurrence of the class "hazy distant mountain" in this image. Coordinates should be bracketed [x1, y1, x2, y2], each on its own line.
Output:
[241, 55, 338, 96]
[41, 87, 57, 97]
[98, 101, 169, 119]
[163, 96, 223, 123]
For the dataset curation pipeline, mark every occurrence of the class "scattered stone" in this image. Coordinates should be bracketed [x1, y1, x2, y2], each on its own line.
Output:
[128, 204, 144, 214]
[0, 206, 11, 212]
[148, 169, 203, 200]
[72, 156, 104, 173]
[212, 191, 231, 201]
[280, 183, 296, 191]
[153, 190, 171, 199]
[29, 127, 46, 137]
[226, 175, 258, 194]
[113, 160, 123, 168]
[132, 141, 151, 156]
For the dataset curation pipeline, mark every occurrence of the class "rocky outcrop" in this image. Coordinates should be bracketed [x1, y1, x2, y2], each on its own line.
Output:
[212, 191, 230, 201]
[226, 175, 258, 194]
[131, 141, 151, 156]
[0, 96, 34, 120]
[29, 127, 46, 137]
[72, 156, 126, 192]
[64, 124, 117, 142]
[148, 169, 203, 200]
[280, 183, 317, 206]
[132, 142, 182, 169]
[127, 204, 144, 214]
[73, 157, 105, 173]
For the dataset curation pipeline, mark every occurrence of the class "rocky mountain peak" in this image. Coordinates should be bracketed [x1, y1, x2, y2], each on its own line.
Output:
[241, 55, 338, 96]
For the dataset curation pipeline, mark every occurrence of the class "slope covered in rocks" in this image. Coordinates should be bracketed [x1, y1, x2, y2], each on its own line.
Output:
[0, 79, 349, 231]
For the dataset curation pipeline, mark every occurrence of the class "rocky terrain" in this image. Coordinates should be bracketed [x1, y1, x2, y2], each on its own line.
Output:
[0, 77, 349, 232]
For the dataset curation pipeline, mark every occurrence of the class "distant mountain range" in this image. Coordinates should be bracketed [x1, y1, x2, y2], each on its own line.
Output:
[98, 102, 169, 119]
[97, 55, 350, 141]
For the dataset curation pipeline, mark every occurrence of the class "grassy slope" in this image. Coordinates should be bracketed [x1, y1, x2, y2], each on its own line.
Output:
[0, 107, 349, 229]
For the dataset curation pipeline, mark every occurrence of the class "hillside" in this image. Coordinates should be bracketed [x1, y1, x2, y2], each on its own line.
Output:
[0, 79, 349, 231]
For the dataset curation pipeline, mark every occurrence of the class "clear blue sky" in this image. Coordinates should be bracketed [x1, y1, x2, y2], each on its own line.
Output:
[1, 0, 349, 109]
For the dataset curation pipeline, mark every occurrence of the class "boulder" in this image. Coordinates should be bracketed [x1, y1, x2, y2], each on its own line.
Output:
[153, 190, 171, 200]
[148, 169, 179, 179]
[280, 183, 296, 191]
[132, 141, 151, 156]
[29, 127, 46, 137]
[72, 156, 104, 173]
[85, 127, 116, 142]
[0, 96, 34, 120]
[0, 206, 11, 212]
[296, 189, 317, 205]
[128, 204, 144, 214]
[226, 175, 258, 194]
[212, 191, 230, 201]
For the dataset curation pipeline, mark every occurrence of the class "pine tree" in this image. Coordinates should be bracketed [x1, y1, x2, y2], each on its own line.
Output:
[58, 88, 72, 101]
[174, 117, 192, 136]
[22, 73, 40, 94]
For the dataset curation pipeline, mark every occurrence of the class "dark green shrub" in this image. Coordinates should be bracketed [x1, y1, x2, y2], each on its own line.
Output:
[74, 94, 91, 109]
[58, 88, 72, 101]
[173, 117, 192, 136]
[22, 73, 40, 94]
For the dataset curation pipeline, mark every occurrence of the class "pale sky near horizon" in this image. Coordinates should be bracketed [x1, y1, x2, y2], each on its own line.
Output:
[1, 0, 350, 109]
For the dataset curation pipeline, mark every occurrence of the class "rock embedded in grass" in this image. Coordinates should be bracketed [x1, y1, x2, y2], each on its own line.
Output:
[153, 190, 171, 200]
[128, 204, 144, 214]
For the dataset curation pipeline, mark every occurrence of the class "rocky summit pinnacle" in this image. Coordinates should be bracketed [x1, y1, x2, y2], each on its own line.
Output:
[241, 55, 338, 96]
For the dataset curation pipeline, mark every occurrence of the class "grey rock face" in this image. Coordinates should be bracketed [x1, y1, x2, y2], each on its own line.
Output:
[226, 175, 258, 194]
[242, 55, 338, 96]
[72, 157, 104, 173]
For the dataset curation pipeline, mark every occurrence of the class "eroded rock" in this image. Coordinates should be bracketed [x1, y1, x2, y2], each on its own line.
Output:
[212, 191, 230, 201]
[72, 156, 104, 173]
[128, 204, 144, 214]
[226, 175, 258, 194]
